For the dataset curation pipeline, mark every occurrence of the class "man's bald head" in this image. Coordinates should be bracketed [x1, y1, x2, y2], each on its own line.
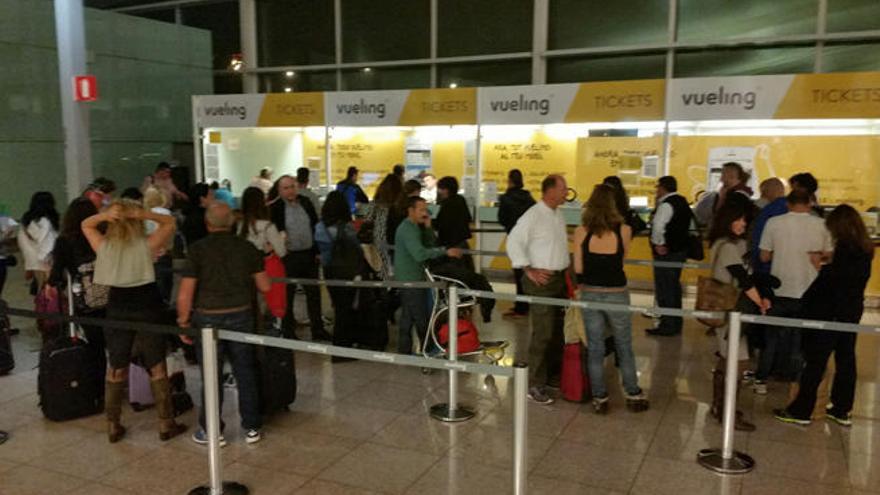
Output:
[759, 178, 785, 202]
[205, 201, 235, 231]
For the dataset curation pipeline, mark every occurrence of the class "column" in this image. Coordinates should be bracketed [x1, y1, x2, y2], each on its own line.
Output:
[54, 0, 93, 202]
[239, 0, 259, 93]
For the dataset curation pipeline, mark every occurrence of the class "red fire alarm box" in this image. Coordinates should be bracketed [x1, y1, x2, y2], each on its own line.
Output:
[73, 75, 98, 102]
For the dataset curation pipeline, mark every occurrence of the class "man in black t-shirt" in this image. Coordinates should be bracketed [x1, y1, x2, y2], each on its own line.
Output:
[177, 202, 271, 446]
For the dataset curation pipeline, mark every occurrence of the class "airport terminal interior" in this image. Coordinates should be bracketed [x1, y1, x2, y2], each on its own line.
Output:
[2, 0, 880, 494]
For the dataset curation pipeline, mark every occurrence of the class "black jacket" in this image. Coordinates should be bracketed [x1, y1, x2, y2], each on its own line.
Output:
[800, 242, 873, 323]
[498, 187, 535, 233]
[657, 194, 692, 252]
[434, 194, 472, 247]
[270, 195, 319, 252]
[49, 235, 96, 288]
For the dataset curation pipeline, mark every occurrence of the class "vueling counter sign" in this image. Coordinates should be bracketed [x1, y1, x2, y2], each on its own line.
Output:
[479, 81, 665, 124]
[195, 93, 325, 128]
[326, 88, 476, 126]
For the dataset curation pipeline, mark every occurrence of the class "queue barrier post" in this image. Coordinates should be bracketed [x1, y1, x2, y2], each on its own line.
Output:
[697, 312, 756, 475]
[512, 363, 529, 495]
[430, 284, 476, 423]
[189, 327, 249, 495]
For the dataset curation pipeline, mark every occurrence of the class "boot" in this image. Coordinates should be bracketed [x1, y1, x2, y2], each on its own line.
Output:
[710, 369, 756, 432]
[150, 377, 188, 441]
[105, 380, 127, 443]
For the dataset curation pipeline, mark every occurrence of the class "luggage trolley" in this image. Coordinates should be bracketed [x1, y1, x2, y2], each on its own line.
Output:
[421, 269, 508, 389]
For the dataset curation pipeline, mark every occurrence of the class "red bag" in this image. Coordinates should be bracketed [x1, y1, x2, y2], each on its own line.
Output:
[561, 342, 591, 403]
[438, 319, 481, 354]
[263, 254, 287, 318]
[35, 286, 63, 340]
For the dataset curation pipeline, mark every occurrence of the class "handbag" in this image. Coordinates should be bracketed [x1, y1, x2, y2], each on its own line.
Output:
[561, 343, 590, 402]
[686, 212, 705, 261]
[263, 253, 287, 319]
[74, 262, 109, 311]
[695, 276, 738, 327]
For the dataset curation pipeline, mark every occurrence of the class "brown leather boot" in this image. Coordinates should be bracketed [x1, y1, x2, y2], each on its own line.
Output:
[105, 380, 127, 443]
[150, 377, 187, 441]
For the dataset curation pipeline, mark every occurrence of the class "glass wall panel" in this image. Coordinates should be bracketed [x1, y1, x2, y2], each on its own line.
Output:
[549, 0, 668, 49]
[341, 66, 430, 90]
[678, 0, 817, 41]
[827, 0, 880, 32]
[823, 43, 880, 72]
[675, 46, 815, 77]
[341, 0, 429, 62]
[214, 73, 243, 94]
[181, 1, 240, 70]
[548, 53, 666, 83]
[259, 71, 337, 93]
[258, 0, 335, 66]
[438, 61, 531, 88]
[134, 9, 175, 24]
[438, 0, 532, 56]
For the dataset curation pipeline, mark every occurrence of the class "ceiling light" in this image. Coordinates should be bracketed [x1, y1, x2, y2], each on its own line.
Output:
[362, 67, 372, 73]
[449, 83, 458, 89]
[285, 71, 294, 77]
[284, 87, 292, 93]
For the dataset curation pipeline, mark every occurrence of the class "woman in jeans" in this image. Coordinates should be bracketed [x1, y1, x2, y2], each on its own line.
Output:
[82, 199, 186, 443]
[774, 204, 873, 427]
[706, 204, 769, 431]
[573, 184, 648, 414]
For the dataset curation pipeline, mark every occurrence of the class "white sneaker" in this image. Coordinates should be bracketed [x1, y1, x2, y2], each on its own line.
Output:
[245, 429, 262, 444]
[753, 381, 768, 395]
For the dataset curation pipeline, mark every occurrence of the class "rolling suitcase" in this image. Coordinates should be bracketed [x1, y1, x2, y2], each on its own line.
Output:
[355, 286, 389, 351]
[37, 274, 104, 421]
[257, 325, 297, 414]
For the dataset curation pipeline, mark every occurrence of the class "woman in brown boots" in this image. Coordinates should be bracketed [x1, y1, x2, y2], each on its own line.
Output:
[82, 199, 187, 443]
[706, 204, 770, 431]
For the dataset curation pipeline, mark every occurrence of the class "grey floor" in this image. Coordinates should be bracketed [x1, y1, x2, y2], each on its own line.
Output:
[1, 264, 879, 495]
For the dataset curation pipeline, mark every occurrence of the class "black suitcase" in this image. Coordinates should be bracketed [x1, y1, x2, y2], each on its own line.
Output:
[257, 323, 297, 414]
[37, 274, 104, 421]
[0, 327, 13, 375]
[38, 336, 104, 421]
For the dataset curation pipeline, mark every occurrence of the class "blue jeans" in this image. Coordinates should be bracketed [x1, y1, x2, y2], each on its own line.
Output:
[652, 250, 687, 333]
[398, 288, 432, 354]
[580, 290, 641, 398]
[193, 310, 262, 431]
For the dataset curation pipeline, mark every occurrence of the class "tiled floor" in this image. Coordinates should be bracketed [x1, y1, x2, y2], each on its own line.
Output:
[1, 265, 879, 495]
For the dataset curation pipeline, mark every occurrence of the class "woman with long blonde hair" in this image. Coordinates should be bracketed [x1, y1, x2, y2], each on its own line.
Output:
[573, 184, 648, 415]
[82, 199, 186, 443]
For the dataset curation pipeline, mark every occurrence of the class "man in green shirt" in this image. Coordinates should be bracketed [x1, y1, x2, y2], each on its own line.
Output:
[394, 196, 461, 354]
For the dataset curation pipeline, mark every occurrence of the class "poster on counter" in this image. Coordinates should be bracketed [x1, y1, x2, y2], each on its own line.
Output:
[706, 147, 757, 193]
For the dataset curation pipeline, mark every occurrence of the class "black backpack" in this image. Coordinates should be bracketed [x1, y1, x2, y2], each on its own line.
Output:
[328, 224, 362, 280]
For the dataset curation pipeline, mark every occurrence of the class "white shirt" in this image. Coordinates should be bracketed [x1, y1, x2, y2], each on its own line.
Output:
[651, 192, 679, 246]
[249, 177, 273, 195]
[421, 186, 437, 203]
[241, 219, 287, 257]
[759, 211, 833, 299]
[17, 217, 57, 272]
[507, 200, 570, 271]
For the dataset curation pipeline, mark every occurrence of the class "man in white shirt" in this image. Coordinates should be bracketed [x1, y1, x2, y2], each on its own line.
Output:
[754, 188, 833, 393]
[507, 175, 570, 405]
[648, 176, 693, 336]
[420, 173, 438, 203]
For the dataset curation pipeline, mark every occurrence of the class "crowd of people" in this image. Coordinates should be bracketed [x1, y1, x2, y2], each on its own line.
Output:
[0, 158, 873, 449]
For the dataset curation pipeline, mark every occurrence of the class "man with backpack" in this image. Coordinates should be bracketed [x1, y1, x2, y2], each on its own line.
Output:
[336, 166, 370, 215]
[497, 169, 535, 319]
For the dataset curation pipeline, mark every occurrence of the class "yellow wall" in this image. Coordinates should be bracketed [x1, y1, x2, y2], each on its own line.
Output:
[480, 129, 578, 199]
[668, 135, 880, 209]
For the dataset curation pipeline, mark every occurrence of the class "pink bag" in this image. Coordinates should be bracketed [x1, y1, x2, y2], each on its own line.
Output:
[35, 286, 63, 340]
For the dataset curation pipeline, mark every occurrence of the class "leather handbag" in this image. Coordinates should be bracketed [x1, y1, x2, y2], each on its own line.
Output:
[695, 276, 738, 327]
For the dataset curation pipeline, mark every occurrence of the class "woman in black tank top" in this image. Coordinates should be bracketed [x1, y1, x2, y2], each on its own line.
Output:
[573, 185, 648, 415]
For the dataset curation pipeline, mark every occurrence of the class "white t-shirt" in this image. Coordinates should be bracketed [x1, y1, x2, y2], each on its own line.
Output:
[759, 211, 833, 299]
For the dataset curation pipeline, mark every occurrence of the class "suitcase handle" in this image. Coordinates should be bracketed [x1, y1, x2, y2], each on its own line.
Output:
[64, 271, 79, 342]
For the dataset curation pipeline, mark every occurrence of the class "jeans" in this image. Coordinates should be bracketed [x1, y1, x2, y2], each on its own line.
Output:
[282, 250, 324, 339]
[581, 290, 641, 398]
[398, 288, 431, 354]
[788, 329, 857, 417]
[756, 297, 802, 381]
[652, 250, 687, 333]
[193, 310, 262, 431]
[522, 271, 565, 386]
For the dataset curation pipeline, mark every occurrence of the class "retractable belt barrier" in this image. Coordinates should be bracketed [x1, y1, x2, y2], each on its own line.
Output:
[269, 277, 444, 289]
[0, 287, 530, 495]
[459, 248, 711, 270]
